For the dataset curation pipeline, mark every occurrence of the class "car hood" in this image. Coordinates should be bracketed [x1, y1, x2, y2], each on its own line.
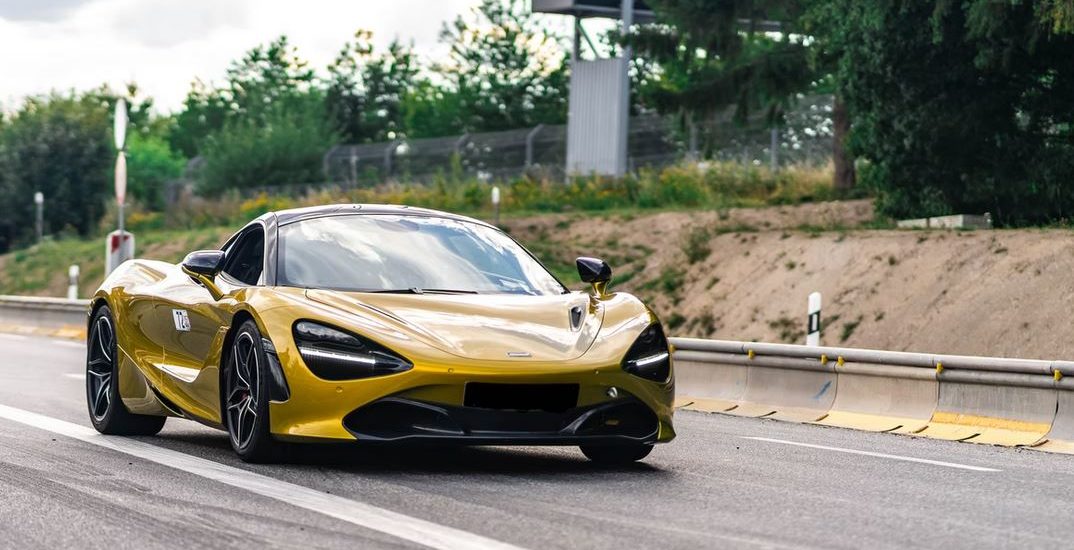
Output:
[305, 289, 604, 362]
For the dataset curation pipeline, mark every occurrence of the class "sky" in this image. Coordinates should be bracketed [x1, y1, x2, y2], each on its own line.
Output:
[0, 0, 501, 113]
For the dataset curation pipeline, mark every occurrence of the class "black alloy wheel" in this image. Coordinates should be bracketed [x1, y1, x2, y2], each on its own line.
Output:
[224, 320, 279, 462]
[86, 305, 167, 435]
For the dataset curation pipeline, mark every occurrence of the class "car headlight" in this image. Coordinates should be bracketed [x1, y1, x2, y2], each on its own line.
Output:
[621, 323, 671, 383]
[293, 321, 413, 380]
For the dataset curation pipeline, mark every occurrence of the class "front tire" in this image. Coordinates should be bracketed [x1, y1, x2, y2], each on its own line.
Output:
[580, 443, 653, 465]
[86, 305, 167, 435]
[223, 320, 279, 463]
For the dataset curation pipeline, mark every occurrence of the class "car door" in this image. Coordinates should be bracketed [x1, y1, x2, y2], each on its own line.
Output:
[156, 225, 265, 420]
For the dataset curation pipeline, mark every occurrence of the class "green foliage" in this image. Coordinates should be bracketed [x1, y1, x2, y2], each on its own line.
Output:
[325, 31, 420, 143]
[630, 1, 813, 130]
[170, 36, 318, 157]
[834, 1, 1074, 225]
[197, 101, 338, 194]
[0, 92, 112, 252]
[682, 225, 712, 264]
[1038, 0, 1074, 33]
[437, 0, 568, 131]
[126, 133, 185, 210]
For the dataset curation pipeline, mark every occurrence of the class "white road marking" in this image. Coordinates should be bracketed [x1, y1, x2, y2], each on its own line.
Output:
[51, 340, 85, 348]
[0, 333, 28, 341]
[0, 404, 526, 550]
[743, 436, 1001, 472]
[63, 373, 86, 380]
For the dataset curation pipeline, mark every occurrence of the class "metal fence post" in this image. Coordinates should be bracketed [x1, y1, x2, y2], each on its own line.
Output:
[454, 133, 471, 156]
[525, 124, 545, 168]
[770, 127, 779, 172]
[384, 141, 399, 180]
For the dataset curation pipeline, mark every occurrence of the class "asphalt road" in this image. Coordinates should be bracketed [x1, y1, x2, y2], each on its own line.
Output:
[2, 332, 1074, 549]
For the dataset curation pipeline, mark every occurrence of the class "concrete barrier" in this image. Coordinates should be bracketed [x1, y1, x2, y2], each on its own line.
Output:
[734, 354, 835, 422]
[918, 375, 1056, 445]
[673, 351, 747, 412]
[672, 345, 836, 422]
[671, 337, 1074, 454]
[816, 362, 937, 434]
[1036, 377, 1074, 453]
[0, 295, 89, 339]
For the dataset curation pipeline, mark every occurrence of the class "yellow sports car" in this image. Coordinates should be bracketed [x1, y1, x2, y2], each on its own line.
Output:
[88, 205, 675, 463]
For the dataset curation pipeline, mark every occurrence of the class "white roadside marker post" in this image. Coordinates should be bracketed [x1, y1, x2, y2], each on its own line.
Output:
[491, 185, 501, 226]
[67, 265, 79, 300]
[807, 291, 822, 347]
[33, 192, 44, 244]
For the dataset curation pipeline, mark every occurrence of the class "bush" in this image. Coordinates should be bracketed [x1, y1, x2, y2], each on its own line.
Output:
[126, 133, 185, 210]
[198, 100, 338, 195]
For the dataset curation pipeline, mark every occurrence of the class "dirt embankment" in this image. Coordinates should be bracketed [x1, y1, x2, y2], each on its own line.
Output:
[504, 200, 1074, 359]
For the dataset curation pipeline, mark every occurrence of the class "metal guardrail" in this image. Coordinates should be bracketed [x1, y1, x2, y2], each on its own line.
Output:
[670, 337, 1074, 454]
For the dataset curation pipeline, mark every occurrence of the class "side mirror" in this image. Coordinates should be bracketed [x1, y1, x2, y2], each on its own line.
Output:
[182, 250, 226, 300]
[181, 250, 225, 278]
[576, 257, 612, 297]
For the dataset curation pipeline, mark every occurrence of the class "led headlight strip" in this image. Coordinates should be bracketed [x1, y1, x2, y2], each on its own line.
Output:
[621, 324, 671, 383]
[293, 321, 412, 381]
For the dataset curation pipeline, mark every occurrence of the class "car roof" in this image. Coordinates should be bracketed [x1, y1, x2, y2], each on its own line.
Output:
[259, 204, 496, 228]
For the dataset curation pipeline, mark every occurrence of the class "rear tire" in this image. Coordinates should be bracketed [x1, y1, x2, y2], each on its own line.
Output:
[223, 320, 279, 463]
[580, 443, 653, 465]
[86, 305, 167, 436]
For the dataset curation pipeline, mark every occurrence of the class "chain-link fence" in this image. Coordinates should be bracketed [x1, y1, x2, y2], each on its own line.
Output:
[322, 94, 834, 186]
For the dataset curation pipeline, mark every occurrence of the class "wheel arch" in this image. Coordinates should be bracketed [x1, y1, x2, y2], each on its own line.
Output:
[218, 308, 279, 415]
[88, 296, 110, 331]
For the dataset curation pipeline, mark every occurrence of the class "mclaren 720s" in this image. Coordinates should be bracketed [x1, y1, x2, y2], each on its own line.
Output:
[87, 204, 675, 463]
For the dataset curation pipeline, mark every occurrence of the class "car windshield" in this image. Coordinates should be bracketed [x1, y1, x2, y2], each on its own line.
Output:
[277, 214, 566, 295]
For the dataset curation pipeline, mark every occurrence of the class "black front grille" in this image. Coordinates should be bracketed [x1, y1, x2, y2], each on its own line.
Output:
[464, 383, 579, 413]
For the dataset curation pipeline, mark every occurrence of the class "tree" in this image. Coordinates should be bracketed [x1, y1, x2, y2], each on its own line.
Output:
[801, 1, 857, 192]
[835, 1, 1074, 224]
[629, 0, 814, 150]
[0, 93, 112, 252]
[437, 0, 569, 132]
[170, 36, 318, 157]
[1038, 0, 1074, 33]
[325, 31, 421, 143]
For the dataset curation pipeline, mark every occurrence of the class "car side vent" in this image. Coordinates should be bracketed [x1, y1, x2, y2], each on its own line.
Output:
[569, 305, 584, 332]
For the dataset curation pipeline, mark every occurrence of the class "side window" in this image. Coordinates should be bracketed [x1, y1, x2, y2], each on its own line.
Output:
[222, 227, 265, 285]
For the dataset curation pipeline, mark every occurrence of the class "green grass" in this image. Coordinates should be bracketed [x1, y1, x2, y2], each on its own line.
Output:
[0, 226, 233, 296]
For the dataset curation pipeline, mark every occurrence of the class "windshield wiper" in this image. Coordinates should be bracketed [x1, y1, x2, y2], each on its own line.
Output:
[366, 288, 479, 295]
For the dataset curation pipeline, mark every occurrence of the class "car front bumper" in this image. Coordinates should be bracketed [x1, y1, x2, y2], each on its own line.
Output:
[267, 353, 676, 445]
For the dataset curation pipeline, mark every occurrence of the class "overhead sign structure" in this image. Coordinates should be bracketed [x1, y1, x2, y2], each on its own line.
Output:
[531, 0, 655, 21]
[534, 0, 643, 178]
